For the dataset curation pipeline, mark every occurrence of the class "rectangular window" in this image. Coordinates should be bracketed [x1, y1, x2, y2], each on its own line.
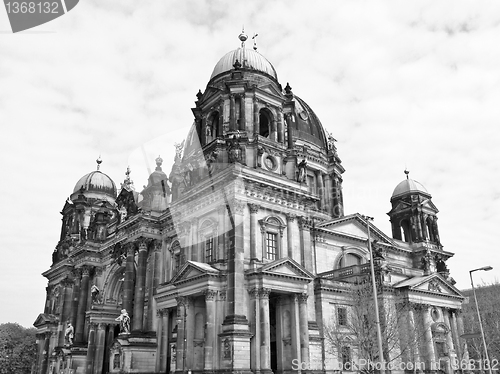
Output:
[205, 237, 214, 263]
[337, 307, 347, 326]
[341, 346, 351, 365]
[266, 232, 277, 260]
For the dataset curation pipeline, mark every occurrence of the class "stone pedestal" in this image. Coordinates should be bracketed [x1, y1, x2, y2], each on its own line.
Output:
[109, 333, 158, 373]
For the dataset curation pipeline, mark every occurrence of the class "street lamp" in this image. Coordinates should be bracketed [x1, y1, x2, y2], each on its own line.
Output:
[362, 215, 385, 373]
[469, 266, 493, 374]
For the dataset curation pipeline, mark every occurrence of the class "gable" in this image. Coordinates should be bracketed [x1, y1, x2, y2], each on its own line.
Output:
[171, 261, 220, 284]
[258, 83, 282, 97]
[319, 214, 394, 246]
[394, 274, 463, 298]
[33, 313, 58, 328]
[253, 257, 314, 281]
[413, 277, 461, 296]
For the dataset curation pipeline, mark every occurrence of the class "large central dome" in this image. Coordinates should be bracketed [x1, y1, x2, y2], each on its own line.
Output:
[210, 48, 278, 81]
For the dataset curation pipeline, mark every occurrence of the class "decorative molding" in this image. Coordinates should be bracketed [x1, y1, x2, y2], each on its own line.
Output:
[258, 287, 271, 299]
[203, 289, 217, 301]
[248, 203, 260, 214]
[298, 293, 308, 304]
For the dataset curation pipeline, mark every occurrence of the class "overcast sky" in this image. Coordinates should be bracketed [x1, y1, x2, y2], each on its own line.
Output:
[1, 0, 499, 328]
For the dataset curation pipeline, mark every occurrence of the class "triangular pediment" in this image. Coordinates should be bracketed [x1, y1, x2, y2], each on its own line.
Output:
[249, 257, 313, 281]
[318, 214, 395, 246]
[171, 261, 220, 284]
[33, 313, 58, 328]
[394, 274, 463, 298]
[257, 83, 283, 98]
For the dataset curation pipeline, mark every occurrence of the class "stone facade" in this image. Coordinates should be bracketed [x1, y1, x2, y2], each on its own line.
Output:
[34, 33, 467, 374]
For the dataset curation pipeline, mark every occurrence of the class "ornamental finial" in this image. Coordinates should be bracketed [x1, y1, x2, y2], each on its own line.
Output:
[155, 155, 163, 171]
[404, 169, 410, 179]
[96, 155, 102, 170]
[238, 27, 248, 48]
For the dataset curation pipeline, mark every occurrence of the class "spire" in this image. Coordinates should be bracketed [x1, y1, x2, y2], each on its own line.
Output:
[96, 155, 102, 170]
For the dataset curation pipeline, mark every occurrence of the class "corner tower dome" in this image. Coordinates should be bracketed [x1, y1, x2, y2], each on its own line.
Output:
[391, 175, 430, 200]
[71, 158, 117, 203]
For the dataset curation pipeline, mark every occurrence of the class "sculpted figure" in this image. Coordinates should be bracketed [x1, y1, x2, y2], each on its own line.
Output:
[297, 159, 307, 183]
[115, 309, 130, 334]
[65, 322, 74, 346]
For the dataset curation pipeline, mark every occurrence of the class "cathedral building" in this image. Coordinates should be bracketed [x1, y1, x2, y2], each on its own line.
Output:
[34, 32, 468, 374]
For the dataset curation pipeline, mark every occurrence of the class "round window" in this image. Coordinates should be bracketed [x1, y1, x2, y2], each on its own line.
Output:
[264, 156, 277, 171]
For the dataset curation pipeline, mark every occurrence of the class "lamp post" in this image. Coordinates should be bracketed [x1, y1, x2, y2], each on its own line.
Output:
[469, 266, 493, 374]
[362, 215, 385, 373]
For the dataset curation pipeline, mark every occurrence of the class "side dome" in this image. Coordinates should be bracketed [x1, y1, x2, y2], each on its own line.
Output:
[391, 178, 430, 200]
[210, 48, 278, 81]
[292, 96, 328, 149]
[73, 170, 117, 200]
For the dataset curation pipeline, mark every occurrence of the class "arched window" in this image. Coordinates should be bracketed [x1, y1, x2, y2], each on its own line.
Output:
[401, 219, 412, 243]
[337, 248, 367, 269]
[259, 109, 272, 138]
[208, 111, 219, 140]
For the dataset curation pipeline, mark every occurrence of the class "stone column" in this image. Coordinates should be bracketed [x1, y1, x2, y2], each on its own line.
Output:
[249, 288, 261, 371]
[407, 307, 421, 364]
[229, 94, 236, 132]
[86, 323, 97, 374]
[240, 94, 246, 131]
[455, 310, 468, 361]
[286, 113, 294, 149]
[443, 309, 454, 350]
[422, 306, 436, 369]
[252, 98, 259, 136]
[75, 266, 91, 343]
[92, 323, 106, 374]
[298, 217, 312, 270]
[204, 290, 217, 370]
[298, 293, 310, 367]
[123, 242, 136, 320]
[185, 297, 194, 369]
[224, 200, 248, 323]
[291, 294, 301, 364]
[217, 206, 226, 261]
[104, 326, 115, 374]
[191, 219, 199, 262]
[132, 239, 148, 332]
[259, 287, 271, 371]
[40, 333, 50, 374]
[278, 110, 285, 145]
[59, 278, 73, 346]
[277, 111, 283, 143]
[316, 171, 325, 210]
[70, 269, 81, 330]
[176, 297, 188, 371]
[161, 309, 170, 372]
[286, 214, 295, 259]
[324, 174, 332, 213]
[249, 204, 260, 262]
[147, 239, 162, 331]
[450, 310, 462, 361]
